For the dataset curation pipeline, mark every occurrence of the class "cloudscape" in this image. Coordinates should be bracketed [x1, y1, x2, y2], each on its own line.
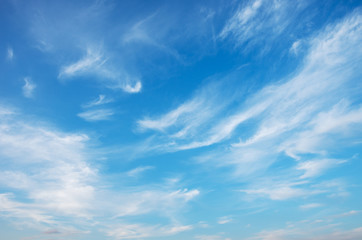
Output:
[0, 0, 362, 239]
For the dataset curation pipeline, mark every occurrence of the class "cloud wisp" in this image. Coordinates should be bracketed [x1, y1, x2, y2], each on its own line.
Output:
[137, 11, 362, 155]
[58, 47, 142, 93]
[134, 11, 362, 205]
[81, 94, 114, 108]
[7, 47, 14, 60]
[126, 166, 154, 177]
[219, 0, 309, 54]
[0, 104, 199, 238]
[22, 77, 36, 98]
[2, 1, 362, 239]
[106, 223, 193, 239]
[249, 224, 362, 240]
[58, 47, 107, 79]
[77, 108, 114, 122]
[26, 1, 143, 94]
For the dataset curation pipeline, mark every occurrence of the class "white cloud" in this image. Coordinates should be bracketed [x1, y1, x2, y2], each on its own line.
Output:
[123, 81, 142, 93]
[7, 47, 14, 60]
[0, 105, 15, 116]
[195, 235, 231, 240]
[77, 109, 114, 121]
[121, 13, 183, 62]
[82, 94, 113, 108]
[22, 77, 36, 98]
[297, 159, 346, 179]
[0, 116, 95, 219]
[26, 2, 143, 94]
[0, 193, 55, 225]
[137, 79, 238, 150]
[313, 228, 362, 240]
[138, 97, 206, 132]
[219, 0, 307, 52]
[249, 226, 362, 240]
[240, 181, 310, 200]
[240, 176, 350, 202]
[282, 102, 362, 159]
[300, 203, 322, 210]
[127, 166, 154, 177]
[191, 11, 362, 185]
[221, 0, 263, 35]
[333, 210, 360, 218]
[0, 104, 200, 236]
[130, 13, 362, 210]
[112, 188, 199, 218]
[137, 11, 362, 156]
[106, 223, 192, 239]
[290, 40, 302, 55]
[58, 47, 142, 93]
[218, 216, 233, 224]
[58, 47, 107, 79]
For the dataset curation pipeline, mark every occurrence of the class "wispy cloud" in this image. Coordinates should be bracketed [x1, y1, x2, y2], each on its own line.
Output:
[26, 1, 143, 93]
[112, 188, 199, 218]
[106, 223, 192, 239]
[195, 235, 231, 240]
[0, 193, 55, 225]
[297, 159, 346, 179]
[122, 81, 142, 93]
[3, 1, 362, 239]
[290, 40, 303, 55]
[82, 94, 113, 108]
[22, 77, 36, 98]
[7, 47, 14, 60]
[0, 103, 200, 237]
[249, 225, 362, 240]
[122, 12, 184, 62]
[219, 0, 308, 53]
[247, 210, 360, 239]
[58, 47, 107, 79]
[79, 95, 115, 122]
[137, 79, 239, 149]
[0, 105, 15, 116]
[300, 203, 323, 210]
[333, 210, 360, 218]
[240, 181, 312, 200]
[218, 216, 233, 224]
[138, 97, 206, 132]
[0, 111, 96, 222]
[77, 109, 114, 121]
[58, 46, 142, 93]
[127, 166, 154, 177]
[137, 11, 362, 161]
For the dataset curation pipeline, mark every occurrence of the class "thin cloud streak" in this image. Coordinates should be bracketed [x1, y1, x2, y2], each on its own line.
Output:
[58, 48, 107, 79]
[0, 105, 199, 236]
[77, 109, 114, 121]
[137, 11, 362, 157]
[82, 94, 113, 108]
[58, 47, 142, 93]
[106, 223, 193, 239]
[7, 47, 14, 60]
[296, 159, 346, 179]
[127, 166, 154, 177]
[219, 0, 308, 53]
[27, 1, 142, 94]
[300, 203, 322, 209]
[249, 225, 362, 240]
[22, 77, 36, 98]
[134, 12, 362, 206]
[2, 1, 361, 239]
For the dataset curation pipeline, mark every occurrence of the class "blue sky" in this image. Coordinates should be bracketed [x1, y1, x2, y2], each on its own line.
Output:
[1, 0, 362, 239]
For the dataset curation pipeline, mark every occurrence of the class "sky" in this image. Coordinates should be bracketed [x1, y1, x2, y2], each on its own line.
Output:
[0, 0, 362, 239]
